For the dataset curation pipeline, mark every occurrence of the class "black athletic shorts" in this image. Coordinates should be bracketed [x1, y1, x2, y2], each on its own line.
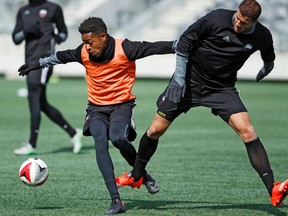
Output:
[83, 100, 137, 140]
[27, 66, 53, 85]
[157, 81, 247, 123]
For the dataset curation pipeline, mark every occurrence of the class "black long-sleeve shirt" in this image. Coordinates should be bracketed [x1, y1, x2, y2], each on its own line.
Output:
[55, 35, 175, 64]
[176, 9, 275, 88]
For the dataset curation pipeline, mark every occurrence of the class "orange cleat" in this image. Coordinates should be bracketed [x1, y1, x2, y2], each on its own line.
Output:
[115, 172, 143, 189]
[271, 180, 288, 207]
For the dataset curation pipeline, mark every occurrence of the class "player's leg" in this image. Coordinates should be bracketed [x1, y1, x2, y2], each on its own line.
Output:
[89, 116, 126, 214]
[207, 87, 288, 206]
[229, 112, 274, 192]
[228, 112, 288, 206]
[131, 113, 172, 181]
[208, 87, 275, 193]
[109, 102, 160, 193]
[40, 67, 82, 153]
[27, 83, 42, 148]
[131, 89, 184, 181]
[14, 82, 41, 155]
[115, 89, 186, 187]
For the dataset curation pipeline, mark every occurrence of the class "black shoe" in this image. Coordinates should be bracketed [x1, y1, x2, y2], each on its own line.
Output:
[104, 199, 126, 215]
[143, 173, 160, 194]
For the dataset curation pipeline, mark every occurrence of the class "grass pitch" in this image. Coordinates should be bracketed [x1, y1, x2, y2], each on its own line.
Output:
[0, 76, 288, 216]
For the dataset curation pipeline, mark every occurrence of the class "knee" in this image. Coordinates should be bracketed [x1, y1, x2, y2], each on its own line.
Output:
[238, 124, 257, 142]
[110, 133, 127, 149]
[147, 125, 166, 139]
[93, 134, 109, 152]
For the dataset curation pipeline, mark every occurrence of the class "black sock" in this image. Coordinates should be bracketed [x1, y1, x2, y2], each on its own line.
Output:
[29, 127, 39, 148]
[245, 137, 274, 195]
[63, 124, 76, 138]
[138, 132, 159, 160]
[131, 132, 158, 181]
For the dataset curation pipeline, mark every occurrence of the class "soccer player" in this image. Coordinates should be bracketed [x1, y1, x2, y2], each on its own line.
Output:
[116, 0, 288, 207]
[12, 0, 82, 155]
[17, 17, 176, 214]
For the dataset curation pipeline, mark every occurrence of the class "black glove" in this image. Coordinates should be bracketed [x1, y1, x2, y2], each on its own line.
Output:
[54, 34, 62, 44]
[18, 62, 42, 76]
[256, 68, 266, 82]
[256, 62, 274, 82]
[23, 22, 42, 39]
[165, 79, 184, 103]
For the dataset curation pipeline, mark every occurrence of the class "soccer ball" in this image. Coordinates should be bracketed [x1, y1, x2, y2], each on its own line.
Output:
[19, 158, 48, 187]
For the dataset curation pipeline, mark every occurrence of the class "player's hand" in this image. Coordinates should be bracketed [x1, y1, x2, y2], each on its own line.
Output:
[256, 62, 274, 82]
[256, 67, 266, 82]
[165, 79, 184, 103]
[18, 63, 42, 76]
[54, 34, 62, 44]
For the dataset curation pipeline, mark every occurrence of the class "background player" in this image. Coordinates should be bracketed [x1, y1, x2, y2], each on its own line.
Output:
[12, 0, 82, 155]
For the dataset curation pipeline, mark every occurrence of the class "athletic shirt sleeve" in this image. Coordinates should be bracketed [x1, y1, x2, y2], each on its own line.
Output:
[12, 8, 25, 44]
[122, 39, 175, 60]
[257, 25, 275, 63]
[53, 4, 68, 41]
[56, 44, 83, 64]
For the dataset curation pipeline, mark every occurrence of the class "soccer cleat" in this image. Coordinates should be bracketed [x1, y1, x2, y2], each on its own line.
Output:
[71, 128, 82, 154]
[115, 172, 143, 189]
[104, 199, 126, 215]
[143, 173, 160, 194]
[271, 180, 288, 207]
[14, 143, 37, 155]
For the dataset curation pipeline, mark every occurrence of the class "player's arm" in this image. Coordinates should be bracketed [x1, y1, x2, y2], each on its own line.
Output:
[122, 39, 176, 60]
[256, 32, 275, 82]
[165, 14, 212, 103]
[12, 10, 25, 45]
[53, 5, 68, 44]
[165, 51, 188, 103]
[18, 44, 83, 76]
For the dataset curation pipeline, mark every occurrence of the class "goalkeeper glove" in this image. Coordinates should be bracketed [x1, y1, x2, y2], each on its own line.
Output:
[165, 79, 185, 103]
[18, 62, 42, 76]
[256, 62, 274, 82]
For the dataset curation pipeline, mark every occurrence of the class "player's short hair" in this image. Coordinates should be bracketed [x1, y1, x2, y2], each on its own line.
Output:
[238, 0, 261, 21]
[78, 17, 107, 35]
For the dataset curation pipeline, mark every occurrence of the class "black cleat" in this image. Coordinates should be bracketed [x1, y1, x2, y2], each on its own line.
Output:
[143, 173, 160, 194]
[104, 199, 126, 215]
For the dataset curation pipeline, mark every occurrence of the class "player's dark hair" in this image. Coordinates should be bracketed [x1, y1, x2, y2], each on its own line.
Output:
[239, 0, 261, 21]
[78, 17, 107, 35]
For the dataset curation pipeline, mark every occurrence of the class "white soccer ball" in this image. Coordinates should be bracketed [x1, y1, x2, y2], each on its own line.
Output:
[19, 158, 48, 187]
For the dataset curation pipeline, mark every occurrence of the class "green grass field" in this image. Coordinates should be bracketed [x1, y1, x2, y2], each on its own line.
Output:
[0, 76, 288, 216]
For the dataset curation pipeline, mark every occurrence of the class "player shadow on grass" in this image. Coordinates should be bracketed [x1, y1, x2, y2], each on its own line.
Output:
[40, 145, 95, 155]
[126, 199, 287, 216]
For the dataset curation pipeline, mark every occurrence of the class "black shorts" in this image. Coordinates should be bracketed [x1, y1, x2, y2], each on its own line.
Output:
[27, 66, 53, 85]
[157, 82, 247, 123]
[83, 100, 137, 140]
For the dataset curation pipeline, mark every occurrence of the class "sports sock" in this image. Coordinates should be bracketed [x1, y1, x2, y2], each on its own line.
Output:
[245, 137, 274, 195]
[138, 132, 159, 160]
[29, 127, 39, 148]
[63, 124, 76, 138]
[131, 132, 158, 181]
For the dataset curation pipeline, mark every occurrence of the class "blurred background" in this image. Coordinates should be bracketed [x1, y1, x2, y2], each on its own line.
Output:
[1, 0, 287, 80]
